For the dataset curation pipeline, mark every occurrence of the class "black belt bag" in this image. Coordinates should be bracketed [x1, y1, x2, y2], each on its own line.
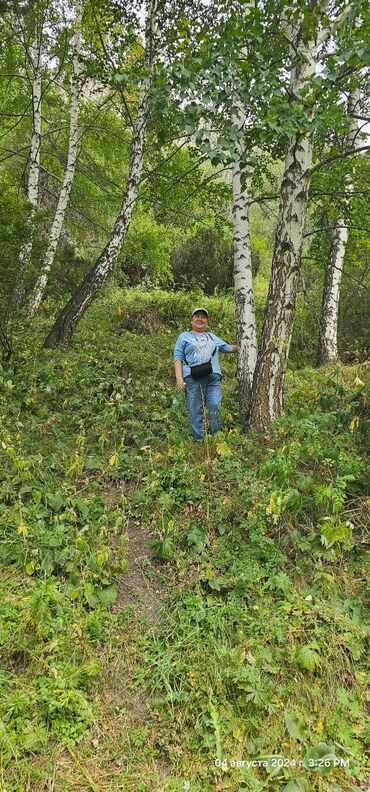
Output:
[184, 341, 217, 380]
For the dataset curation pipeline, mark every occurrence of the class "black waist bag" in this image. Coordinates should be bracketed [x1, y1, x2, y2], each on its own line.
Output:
[184, 342, 217, 380]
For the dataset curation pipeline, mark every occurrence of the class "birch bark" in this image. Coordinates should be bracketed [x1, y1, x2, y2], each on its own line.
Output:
[28, 0, 83, 317]
[15, 24, 42, 304]
[317, 88, 360, 364]
[232, 106, 257, 424]
[249, 9, 318, 430]
[44, 0, 157, 347]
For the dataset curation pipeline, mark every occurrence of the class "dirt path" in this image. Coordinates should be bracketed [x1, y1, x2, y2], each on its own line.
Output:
[114, 518, 163, 627]
[54, 511, 167, 790]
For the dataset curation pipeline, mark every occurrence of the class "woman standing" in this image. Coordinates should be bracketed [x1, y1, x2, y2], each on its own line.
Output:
[173, 307, 237, 442]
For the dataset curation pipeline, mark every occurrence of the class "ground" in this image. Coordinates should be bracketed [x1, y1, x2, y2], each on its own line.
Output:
[0, 288, 369, 791]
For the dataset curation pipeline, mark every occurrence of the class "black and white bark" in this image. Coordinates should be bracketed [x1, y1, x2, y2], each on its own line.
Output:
[317, 87, 361, 365]
[232, 104, 257, 424]
[44, 0, 157, 347]
[248, 0, 361, 429]
[28, 0, 83, 317]
[15, 21, 43, 303]
[249, 8, 318, 430]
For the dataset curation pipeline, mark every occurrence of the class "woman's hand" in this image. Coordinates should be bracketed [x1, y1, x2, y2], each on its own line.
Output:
[176, 378, 186, 392]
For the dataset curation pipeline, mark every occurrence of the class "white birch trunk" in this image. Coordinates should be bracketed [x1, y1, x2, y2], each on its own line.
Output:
[16, 27, 42, 300]
[232, 107, 257, 424]
[249, 14, 318, 430]
[317, 88, 360, 364]
[28, 0, 83, 317]
[44, 0, 157, 347]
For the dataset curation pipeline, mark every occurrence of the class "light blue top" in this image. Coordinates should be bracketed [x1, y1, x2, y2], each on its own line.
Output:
[173, 331, 233, 378]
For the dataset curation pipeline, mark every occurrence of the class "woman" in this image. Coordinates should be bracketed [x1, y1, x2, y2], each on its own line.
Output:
[173, 307, 237, 442]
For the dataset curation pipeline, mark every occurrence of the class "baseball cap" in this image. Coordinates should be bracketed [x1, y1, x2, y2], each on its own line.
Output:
[191, 307, 209, 317]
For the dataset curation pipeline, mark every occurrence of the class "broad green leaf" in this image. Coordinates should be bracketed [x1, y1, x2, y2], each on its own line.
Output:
[284, 712, 307, 742]
[46, 492, 64, 511]
[97, 584, 118, 607]
[76, 498, 89, 518]
[294, 645, 321, 672]
[84, 582, 98, 608]
[284, 779, 312, 792]
[302, 743, 336, 776]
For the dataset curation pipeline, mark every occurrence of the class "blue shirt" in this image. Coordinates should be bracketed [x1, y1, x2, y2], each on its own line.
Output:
[173, 331, 233, 378]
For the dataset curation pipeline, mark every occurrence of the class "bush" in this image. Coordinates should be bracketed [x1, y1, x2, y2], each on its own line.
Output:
[171, 227, 233, 293]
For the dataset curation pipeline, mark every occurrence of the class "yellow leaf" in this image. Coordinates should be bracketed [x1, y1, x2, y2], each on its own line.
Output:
[199, 473, 205, 481]
[216, 441, 232, 458]
[25, 561, 35, 575]
[140, 445, 151, 452]
[354, 376, 364, 387]
[17, 524, 28, 537]
[349, 417, 359, 432]
[109, 453, 118, 466]
[232, 724, 244, 742]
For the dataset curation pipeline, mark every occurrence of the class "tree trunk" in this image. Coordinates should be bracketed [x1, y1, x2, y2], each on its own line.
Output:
[232, 108, 257, 424]
[317, 88, 360, 365]
[249, 15, 317, 431]
[15, 25, 42, 304]
[28, 0, 83, 317]
[44, 0, 157, 348]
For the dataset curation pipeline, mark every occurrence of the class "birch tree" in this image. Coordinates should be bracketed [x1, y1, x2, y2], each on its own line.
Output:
[232, 106, 257, 423]
[44, 0, 157, 347]
[249, 1, 361, 430]
[317, 87, 361, 364]
[15, 9, 43, 302]
[231, 3, 258, 424]
[28, 0, 83, 317]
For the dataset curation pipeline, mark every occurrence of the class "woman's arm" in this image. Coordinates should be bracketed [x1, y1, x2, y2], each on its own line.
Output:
[174, 359, 186, 391]
[210, 334, 237, 353]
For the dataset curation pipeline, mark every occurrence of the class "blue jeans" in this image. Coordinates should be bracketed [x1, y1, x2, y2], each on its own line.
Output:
[184, 373, 222, 441]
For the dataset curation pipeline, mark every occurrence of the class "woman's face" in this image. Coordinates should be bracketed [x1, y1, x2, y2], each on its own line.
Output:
[191, 312, 208, 332]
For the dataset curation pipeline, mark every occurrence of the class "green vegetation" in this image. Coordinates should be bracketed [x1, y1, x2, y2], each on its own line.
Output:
[1, 289, 369, 791]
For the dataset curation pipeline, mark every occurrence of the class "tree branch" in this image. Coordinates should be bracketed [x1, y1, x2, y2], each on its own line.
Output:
[304, 224, 370, 238]
[310, 145, 370, 175]
[318, 1, 361, 46]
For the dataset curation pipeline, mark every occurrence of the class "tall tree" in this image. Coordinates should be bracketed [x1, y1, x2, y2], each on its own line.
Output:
[15, 3, 44, 302]
[249, 1, 361, 430]
[44, 0, 157, 347]
[28, 0, 83, 316]
[317, 86, 361, 364]
[232, 106, 257, 424]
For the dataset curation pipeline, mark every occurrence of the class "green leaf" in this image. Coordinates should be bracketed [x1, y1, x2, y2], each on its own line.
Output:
[302, 743, 336, 776]
[76, 498, 89, 518]
[84, 582, 98, 608]
[284, 712, 307, 742]
[319, 518, 353, 548]
[284, 779, 312, 792]
[187, 526, 206, 547]
[46, 492, 64, 511]
[97, 584, 118, 607]
[294, 645, 321, 672]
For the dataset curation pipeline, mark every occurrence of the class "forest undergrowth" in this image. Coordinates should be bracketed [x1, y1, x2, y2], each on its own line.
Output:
[0, 288, 369, 792]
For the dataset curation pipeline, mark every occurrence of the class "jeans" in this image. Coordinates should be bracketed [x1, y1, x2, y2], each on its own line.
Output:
[184, 373, 222, 441]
